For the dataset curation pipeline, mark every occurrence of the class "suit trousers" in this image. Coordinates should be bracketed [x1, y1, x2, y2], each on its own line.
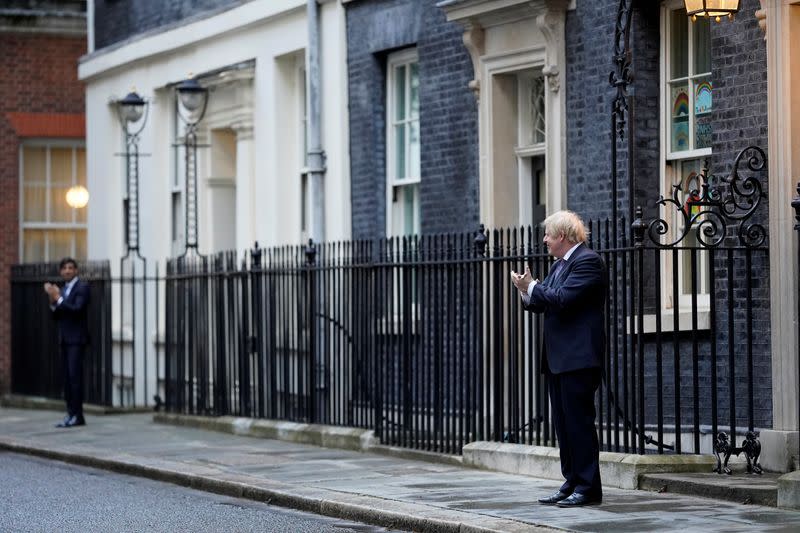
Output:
[61, 343, 85, 418]
[548, 367, 602, 497]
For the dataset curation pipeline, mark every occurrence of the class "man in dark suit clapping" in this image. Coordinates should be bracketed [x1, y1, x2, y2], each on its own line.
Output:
[44, 257, 90, 428]
[511, 210, 606, 507]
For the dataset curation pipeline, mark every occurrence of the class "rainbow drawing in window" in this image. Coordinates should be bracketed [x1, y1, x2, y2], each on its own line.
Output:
[671, 86, 690, 151]
[695, 81, 712, 115]
[672, 87, 690, 117]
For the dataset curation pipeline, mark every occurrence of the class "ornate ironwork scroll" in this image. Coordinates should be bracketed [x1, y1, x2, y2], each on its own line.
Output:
[610, 0, 634, 142]
[647, 145, 768, 249]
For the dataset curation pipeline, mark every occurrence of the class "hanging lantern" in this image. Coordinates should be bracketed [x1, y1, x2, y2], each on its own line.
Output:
[684, 0, 740, 23]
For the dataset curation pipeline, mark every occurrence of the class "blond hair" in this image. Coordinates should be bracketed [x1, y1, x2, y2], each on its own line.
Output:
[542, 210, 587, 244]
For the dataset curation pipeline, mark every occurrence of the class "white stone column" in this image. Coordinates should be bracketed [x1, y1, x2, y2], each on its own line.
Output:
[761, 0, 800, 473]
[233, 123, 255, 253]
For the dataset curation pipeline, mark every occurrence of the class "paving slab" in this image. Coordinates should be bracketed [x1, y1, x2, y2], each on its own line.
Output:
[2, 407, 800, 532]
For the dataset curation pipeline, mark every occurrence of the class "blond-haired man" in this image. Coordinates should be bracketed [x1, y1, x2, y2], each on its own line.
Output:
[511, 210, 606, 507]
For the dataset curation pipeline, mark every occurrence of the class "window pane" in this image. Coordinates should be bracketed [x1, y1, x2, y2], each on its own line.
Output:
[670, 10, 688, 79]
[23, 146, 46, 185]
[693, 18, 711, 74]
[49, 229, 74, 260]
[670, 84, 690, 152]
[51, 148, 73, 186]
[50, 186, 72, 222]
[391, 184, 419, 237]
[76, 148, 86, 186]
[23, 229, 46, 262]
[394, 65, 406, 121]
[23, 184, 46, 222]
[394, 123, 406, 179]
[409, 120, 420, 179]
[410, 62, 419, 119]
[694, 78, 713, 149]
[403, 183, 418, 236]
[74, 229, 87, 260]
[531, 75, 546, 144]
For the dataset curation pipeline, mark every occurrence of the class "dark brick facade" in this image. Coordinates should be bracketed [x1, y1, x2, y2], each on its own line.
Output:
[93, 0, 244, 50]
[0, 32, 87, 393]
[346, 0, 478, 241]
[566, 0, 771, 428]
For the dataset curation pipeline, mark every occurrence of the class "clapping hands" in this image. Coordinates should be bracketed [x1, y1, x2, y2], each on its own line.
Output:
[510, 265, 535, 294]
[43, 282, 61, 303]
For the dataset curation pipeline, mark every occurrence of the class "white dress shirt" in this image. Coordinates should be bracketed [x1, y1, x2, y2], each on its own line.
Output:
[53, 277, 79, 309]
[521, 242, 582, 304]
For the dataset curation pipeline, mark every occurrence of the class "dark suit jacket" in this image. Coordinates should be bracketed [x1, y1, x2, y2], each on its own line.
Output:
[524, 243, 606, 375]
[52, 279, 90, 345]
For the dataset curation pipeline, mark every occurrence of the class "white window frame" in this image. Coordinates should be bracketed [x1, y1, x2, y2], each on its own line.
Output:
[385, 47, 420, 237]
[660, 0, 712, 313]
[19, 139, 88, 262]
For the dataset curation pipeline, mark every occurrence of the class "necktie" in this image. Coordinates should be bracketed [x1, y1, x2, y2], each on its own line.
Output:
[549, 260, 565, 284]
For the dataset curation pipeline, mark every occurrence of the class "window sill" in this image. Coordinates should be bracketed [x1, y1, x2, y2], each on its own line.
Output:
[627, 309, 711, 335]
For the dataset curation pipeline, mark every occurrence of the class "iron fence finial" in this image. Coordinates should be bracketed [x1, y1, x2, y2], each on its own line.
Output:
[632, 206, 646, 247]
[305, 238, 317, 265]
[250, 241, 262, 269]
[474, 223, 487, 257]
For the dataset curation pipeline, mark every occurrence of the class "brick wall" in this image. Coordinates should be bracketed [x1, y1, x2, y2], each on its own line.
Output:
[0, 33, 86, 393]
[346, 0, 478, 241]
[93, 0, 244, 50]
[566, 0, 771, 428]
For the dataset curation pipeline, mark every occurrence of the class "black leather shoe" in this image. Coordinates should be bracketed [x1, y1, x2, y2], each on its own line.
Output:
[538, 491, 571, 505]
[556, 492, 602, 507]
[57, 415, 86, 428]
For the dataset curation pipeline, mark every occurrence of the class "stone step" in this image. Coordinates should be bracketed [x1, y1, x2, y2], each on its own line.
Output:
[639, 471, 780, 507]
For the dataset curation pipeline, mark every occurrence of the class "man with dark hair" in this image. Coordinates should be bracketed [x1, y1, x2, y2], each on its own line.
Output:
[43, 257, 90, 428]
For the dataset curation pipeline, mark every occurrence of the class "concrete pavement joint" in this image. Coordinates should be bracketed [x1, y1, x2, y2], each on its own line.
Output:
[0, 437, 562, 533]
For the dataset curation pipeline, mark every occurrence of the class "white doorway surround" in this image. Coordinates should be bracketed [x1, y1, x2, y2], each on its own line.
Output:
[760, 0, 800, 473]
[441, 0, 572, 229]
[200, 65, 255, 253]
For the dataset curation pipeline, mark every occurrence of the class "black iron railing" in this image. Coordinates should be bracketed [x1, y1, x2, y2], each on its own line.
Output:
[162, 185, 770, 456]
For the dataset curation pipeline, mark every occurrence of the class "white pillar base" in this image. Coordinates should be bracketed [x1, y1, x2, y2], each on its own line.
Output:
[760, 429, 799, 473]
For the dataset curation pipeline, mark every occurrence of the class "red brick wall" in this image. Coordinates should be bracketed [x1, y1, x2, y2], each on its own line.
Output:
[0, 33, 86, 394]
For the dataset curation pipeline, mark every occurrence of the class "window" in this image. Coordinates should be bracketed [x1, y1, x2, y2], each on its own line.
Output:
[20, 142, 87, 262]
[386, 48, 420, 237]
[666, 7, 711, 156]
[515, 71, 547, 228]
[662, 3, 712, 310]
[299, 62, 310, 243]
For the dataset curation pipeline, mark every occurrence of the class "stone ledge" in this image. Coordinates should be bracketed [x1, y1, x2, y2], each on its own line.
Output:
[462, 441, 717, 489]
[153, 412, 466, 468]
[0, 394, 150, 415]
[154, 413, 374, 452]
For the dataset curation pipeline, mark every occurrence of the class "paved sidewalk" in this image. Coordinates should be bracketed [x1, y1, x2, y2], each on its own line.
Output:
[1, 408, 799, 532]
